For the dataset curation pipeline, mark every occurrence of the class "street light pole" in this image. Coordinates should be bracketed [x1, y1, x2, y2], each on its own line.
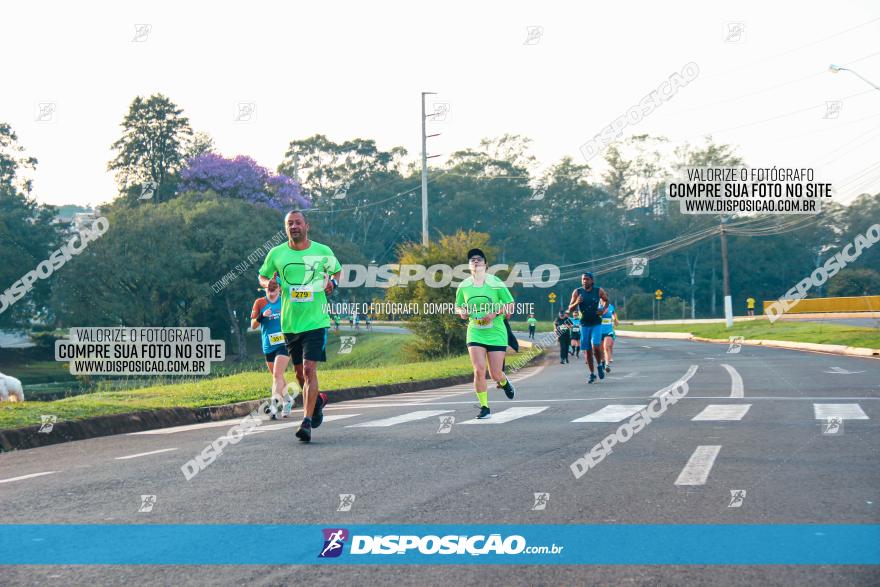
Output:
[420, 92, 437, 246]
[720, 218, 733, 328]
[829, 64, 880, 92]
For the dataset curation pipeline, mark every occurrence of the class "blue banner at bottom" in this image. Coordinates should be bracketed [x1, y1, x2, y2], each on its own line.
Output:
[1, 525, 878, 565]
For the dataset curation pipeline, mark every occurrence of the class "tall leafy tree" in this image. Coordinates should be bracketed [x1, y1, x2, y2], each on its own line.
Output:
[0, 123, 62, 328]
[108, 94, 193, 203]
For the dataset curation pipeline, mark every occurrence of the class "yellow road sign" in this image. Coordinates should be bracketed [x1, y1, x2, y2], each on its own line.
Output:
[548, 292, 557, 302]
[655, 289, 663, 300]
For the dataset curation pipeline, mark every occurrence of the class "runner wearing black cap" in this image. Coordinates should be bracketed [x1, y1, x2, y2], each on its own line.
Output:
[568, 272, 609, 384]
[455, 247, 516, 419]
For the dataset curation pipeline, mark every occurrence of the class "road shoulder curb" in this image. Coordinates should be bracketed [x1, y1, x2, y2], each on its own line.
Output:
[0, 350, 544, 452]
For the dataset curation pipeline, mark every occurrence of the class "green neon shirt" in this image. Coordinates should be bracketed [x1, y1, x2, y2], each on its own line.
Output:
[455, 274, 514, 346]
[258, 240, 341, 334]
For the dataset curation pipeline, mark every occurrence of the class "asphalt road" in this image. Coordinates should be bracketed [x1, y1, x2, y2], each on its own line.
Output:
[1, 338, 878, 585]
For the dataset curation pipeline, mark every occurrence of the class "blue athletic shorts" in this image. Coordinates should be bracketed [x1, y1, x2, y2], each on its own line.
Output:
[580, 324, 603, 347]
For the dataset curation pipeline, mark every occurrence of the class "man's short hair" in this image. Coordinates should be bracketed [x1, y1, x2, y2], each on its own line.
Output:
[286, 209, 308, 223]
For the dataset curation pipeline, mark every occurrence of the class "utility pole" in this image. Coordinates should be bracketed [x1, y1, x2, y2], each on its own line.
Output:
[420, 91, 440, 245]
[720, 219, 733, 328]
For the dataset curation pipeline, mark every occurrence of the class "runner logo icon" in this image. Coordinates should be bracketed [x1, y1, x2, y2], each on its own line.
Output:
[319, 528, 349, 558]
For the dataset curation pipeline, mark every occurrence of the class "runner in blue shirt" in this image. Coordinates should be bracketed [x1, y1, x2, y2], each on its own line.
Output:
[250, 278, 294, 419]
[569, 310, 581, 358]
[600, 302, 619, 373]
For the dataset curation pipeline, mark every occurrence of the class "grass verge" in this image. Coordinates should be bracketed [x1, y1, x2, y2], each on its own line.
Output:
[622, 320, 880, 349]
[0, 353, 474, 431]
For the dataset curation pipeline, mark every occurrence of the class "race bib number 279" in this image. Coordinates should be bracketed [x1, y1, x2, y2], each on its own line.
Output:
[290, 285, 314, 302]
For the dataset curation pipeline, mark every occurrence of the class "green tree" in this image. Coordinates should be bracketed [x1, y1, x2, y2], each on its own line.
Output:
[385, 231, 492, 358]
[108, 94, 193, 203]
[0, 123, 62, 328]
[827, 268, 880, 297]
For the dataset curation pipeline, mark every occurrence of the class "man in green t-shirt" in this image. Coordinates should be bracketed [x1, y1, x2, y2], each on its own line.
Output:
[258, 210, 342, 443]
[526, 314, 537, 340]
[455, 248, 516, 420]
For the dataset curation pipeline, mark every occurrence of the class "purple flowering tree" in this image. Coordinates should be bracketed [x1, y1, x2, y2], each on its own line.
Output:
[179, 153, 310, 211]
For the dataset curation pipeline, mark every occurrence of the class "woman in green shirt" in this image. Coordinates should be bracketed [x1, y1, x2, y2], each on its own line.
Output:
[455, 248, 516, 419]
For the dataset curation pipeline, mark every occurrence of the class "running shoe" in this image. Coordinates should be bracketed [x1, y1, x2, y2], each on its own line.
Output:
[477, 406, 491, 419]
[312, 392, 328, 428]
[588, 373, 598, 384]
[295, 418, 312, 442]
[497, 379, 515, 400]
[598, 362, 606, 380]
[281, 396, 293, 418]
[604, 365, 611, 374]
[269, 397, 282, 420]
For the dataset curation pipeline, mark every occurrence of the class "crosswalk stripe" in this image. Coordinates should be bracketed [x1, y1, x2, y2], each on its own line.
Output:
[130, 419, 247, 435]
[692, 404, 752, 421]
[675, 445, 721, 486]
[347, 410, 454, 428]
[572, 405, 647, 423]
[460, 406, 548, 424]
[813, 403, 869, 420]
[250, 414, 361, 433]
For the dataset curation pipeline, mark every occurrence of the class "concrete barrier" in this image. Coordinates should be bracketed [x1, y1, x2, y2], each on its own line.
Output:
[762, 296, 880, 314]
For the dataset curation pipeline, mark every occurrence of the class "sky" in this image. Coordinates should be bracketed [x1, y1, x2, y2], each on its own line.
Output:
[2, 0, 879, 208]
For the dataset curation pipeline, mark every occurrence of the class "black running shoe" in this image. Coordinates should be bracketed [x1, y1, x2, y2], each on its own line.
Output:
[295, 418, 312, 442]
[598, 362, 606, 380]
[497, 379, 515, 400]
[312, 392, 327, 428]
[477, 406, 491, 419]
[588, 374, 598, 384]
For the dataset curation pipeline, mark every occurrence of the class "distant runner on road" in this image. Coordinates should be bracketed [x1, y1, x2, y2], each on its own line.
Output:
[554, 310, 573, 364]
[600, 302, 619, 373]
[568, 271, 609, 384]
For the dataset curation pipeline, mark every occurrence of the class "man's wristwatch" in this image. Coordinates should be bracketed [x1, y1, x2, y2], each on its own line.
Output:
[330, 277, 338, 291]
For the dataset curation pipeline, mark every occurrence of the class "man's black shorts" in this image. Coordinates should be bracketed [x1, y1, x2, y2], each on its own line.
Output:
[284, 328, 328, 365]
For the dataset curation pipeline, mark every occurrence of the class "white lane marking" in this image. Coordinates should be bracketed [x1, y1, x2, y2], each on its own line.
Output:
[675, 446, 722, 486]
[114, 448, 178, 460]
[824, 366, 865, 374]
[652, 365, 699, 397]
[460, 406, 548, 424]
[129, 419, 250, 435]
[572, 405, 648, 423]
[0, 471, 57, 484]
[721, 364, 744, 398]
[813, 404, 869, 420]
[237, 414, 361, 436]
[692, 404, 752, 421]
[325, 396, 880, 408]
[347, 410, 454, 428]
